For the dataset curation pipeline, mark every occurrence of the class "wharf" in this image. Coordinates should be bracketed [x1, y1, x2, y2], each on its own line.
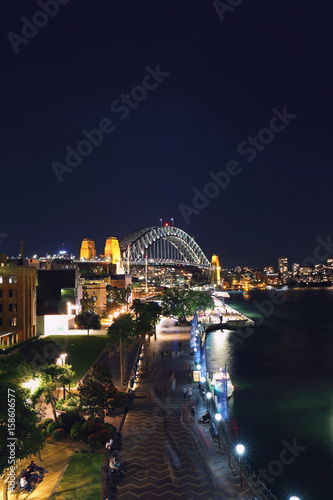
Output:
[109, 318, 260, 500]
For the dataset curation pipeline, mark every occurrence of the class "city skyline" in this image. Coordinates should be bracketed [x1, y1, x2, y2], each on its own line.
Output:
[1, 1, 332, 267]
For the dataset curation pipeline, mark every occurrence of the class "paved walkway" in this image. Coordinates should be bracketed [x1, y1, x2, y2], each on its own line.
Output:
[112, 319, 259, 500]
[1, 443, 73, 500]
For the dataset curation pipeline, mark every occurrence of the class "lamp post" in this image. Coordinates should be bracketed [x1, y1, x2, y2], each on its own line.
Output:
[60, 353, 67, 365]
[236, 444, 245, 488]
[206, 391, 212, 411]
[215, 413, 221, 449]
[60, 353, 67, 399]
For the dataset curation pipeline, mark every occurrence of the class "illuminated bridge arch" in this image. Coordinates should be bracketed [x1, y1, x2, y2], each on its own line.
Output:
[119, 226, 211, 269]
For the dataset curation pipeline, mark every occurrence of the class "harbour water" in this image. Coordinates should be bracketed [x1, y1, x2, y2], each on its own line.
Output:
[206, 288, 333, 500]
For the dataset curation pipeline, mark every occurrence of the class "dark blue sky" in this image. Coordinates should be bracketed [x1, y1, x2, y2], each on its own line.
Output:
[1, 1, 332, 267]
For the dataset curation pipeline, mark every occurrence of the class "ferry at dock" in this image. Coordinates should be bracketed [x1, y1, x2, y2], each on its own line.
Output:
[212, 369, 234, 398]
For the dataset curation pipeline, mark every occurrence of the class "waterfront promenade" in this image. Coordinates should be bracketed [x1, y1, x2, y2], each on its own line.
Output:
[112, 317, 260, 500]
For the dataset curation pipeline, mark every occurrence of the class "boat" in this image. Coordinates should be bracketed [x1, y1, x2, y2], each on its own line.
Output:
[212, 369, 234, 398]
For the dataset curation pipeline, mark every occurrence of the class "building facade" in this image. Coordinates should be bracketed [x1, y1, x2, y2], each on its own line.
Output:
[0, 261, 37, 345]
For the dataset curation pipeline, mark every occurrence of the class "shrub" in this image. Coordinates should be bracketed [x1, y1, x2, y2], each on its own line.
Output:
[58, 409, 82, 433]
[40, 418, 53, 430]
[104, 423, 116, 438]
[70, 421, 83, 439]
[82, 421, 105, 437]
[92, 416, 104, 424]
[87, 432, 101, 450]
[47, 421, 59, 435]
[97, 429, 109, 443]
[66, 395, 80, 408]
[52, 428, 66, 441]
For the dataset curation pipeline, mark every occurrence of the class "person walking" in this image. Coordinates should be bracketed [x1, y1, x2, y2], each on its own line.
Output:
[183, 387, 187, 399]
[188, 386, 192, 401]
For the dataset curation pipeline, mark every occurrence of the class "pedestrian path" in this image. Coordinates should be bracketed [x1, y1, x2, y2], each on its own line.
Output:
[115, 319, 259, 500]
[2, 443, 72, 500]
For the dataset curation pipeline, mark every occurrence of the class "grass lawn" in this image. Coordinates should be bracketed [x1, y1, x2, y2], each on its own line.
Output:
[52, 453, 104, 500]
[44, 335, 110, 384]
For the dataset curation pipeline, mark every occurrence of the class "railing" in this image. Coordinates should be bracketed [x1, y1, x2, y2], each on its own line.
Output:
[205, 382, 278, 500]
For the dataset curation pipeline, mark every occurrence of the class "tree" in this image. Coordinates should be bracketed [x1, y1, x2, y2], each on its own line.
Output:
[130, 299, 144, 319]
[34, 364, 76, 422]
[0, 382, 46, 477]
[190, 290, 214, 312]
[145, 301, 162, 341]
[107, 314, 135, 386]
[81, 286, 96, 312]
[107, 285, 132, 313]
[159, 287, 188, 322]
[75, 310, 101, 336]
[135, 308, 154, 366]
[78, 362, 115, 416]
[159, 288, 214, 323]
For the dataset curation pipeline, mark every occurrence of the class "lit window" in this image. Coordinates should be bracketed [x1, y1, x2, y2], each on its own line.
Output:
[9, 276, 13, 284]
[13, 276, 17, 283]
[10, 318, 17, 326]
[0, 275, 2, 284]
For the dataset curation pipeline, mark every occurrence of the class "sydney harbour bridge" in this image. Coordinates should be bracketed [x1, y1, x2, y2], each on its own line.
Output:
[119, 225, 212, 270]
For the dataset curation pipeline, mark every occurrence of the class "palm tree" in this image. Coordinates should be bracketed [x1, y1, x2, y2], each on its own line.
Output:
[131, 299, 144, 319]
[135, 309, 153, 366]
[145, 302, 162, 340]
[107, 314, 135, 386]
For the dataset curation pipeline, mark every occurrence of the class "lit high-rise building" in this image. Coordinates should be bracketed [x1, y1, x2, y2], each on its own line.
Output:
[278, 257, 288, 274]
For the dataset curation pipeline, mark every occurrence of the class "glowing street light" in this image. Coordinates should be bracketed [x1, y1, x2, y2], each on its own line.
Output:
[197, 364, 201, 370]
[59, 353, 67, 365]
[200, 376, 206, 383]
[236, 444, 245, 488]
[289, 497, 300, 500]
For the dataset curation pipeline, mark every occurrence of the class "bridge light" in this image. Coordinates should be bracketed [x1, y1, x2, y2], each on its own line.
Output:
[165, 223, 169, 227]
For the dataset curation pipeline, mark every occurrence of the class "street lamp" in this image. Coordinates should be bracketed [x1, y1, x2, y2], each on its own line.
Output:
[60, 353, 67, 365]
[206, 391, 212, 411]
[59, 353, 67, 399]
[289, 497, 300, 500]
[236, 444, 245, 488]
[215, 413, 221, 449]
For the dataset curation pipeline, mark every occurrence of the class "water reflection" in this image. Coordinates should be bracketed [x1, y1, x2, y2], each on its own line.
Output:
[205, 289, 333, 500]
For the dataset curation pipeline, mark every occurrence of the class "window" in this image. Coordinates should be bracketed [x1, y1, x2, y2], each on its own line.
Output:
[9, 289, 12, 298]
[0, 304, 2, 312]
[10, 318, 17, 327]
[0, 290, 2, 298]
[0, 275, 2, 284]
[0, 318, 2, 326]
[9, 276, 13, 284]
[9, 304, 12, 312]
[13, 275, 17, 283]
[13, 304, 17, 312]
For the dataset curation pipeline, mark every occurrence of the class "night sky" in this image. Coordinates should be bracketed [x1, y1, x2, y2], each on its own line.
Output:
[1, 1, 332, 268]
